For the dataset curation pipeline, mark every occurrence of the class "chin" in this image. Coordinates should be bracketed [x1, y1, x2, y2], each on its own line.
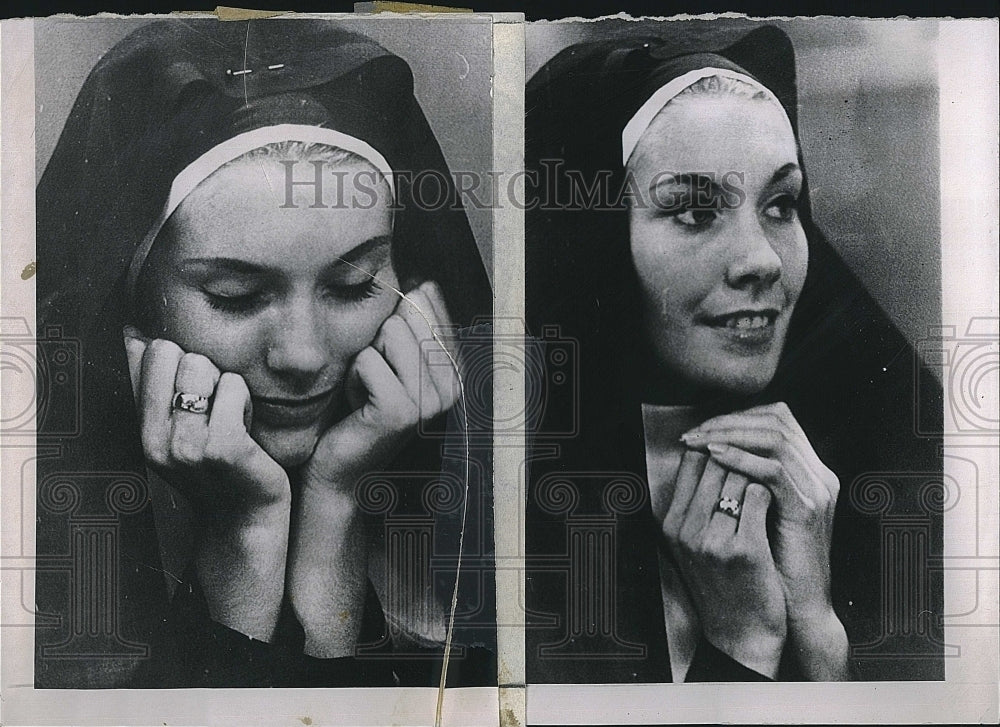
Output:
[693, 356, 780, 397]
[250, 425, 322, 469]
[679, 325, 787, 398]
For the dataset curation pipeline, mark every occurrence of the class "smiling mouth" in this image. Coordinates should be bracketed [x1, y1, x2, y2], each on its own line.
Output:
[702, 309, 782, 345]
[705, 309, 779, 329]
[252, 389, 336, 427]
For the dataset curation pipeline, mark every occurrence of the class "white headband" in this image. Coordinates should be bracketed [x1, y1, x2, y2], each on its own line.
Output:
[126, 123, 395, 294]
[621, 67, 793, 166]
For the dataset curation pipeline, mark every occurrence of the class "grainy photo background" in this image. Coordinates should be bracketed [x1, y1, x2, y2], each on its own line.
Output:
[527, 17, 940, 355]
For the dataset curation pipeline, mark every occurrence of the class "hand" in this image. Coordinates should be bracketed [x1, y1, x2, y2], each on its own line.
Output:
[123, 327, 291, 520]
[123, 327, 290, 641]
[301, 280, 459, 494]
[662, 451, 787, 678]
[681, 402, 849, 679]
[288, 280, 459, 657]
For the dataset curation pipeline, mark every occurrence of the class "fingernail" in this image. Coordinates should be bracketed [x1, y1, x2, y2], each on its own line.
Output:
[706, 442, 728, 455]
[680, 430, 703, 442]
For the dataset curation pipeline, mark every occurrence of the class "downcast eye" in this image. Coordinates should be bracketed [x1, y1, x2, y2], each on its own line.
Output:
[671, 207, 719, 228]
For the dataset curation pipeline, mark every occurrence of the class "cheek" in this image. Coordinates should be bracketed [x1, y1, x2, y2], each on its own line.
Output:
[320, 266, 402, 356]
[327, 292, 398, 354]
[156, 299, 263, 371]
[780, 226, 809, 302]
[629, 222, 710, 322]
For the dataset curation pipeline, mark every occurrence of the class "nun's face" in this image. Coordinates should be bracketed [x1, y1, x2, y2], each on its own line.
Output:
[143, 159, 398, 467]
[627, 93, 807, 396]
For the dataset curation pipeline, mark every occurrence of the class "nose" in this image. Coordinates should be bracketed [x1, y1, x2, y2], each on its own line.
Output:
[724, 215, 783, 291]
[265, 299, 328, 380]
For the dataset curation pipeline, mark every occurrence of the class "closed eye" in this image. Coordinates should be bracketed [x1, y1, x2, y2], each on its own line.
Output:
[325, 277, 382, 303]
[205, 290, 268, 315]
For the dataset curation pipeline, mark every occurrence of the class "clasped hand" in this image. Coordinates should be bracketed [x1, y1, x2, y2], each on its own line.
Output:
[664, 402, 848, 680]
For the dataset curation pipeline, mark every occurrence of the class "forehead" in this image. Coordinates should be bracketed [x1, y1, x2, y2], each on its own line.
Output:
[164, 158, 393, 263]
[629, 94, 798, 178]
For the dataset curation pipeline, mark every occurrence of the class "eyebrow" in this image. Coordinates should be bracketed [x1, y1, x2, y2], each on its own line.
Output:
[770, 162, 801, 184]
[179, 234, 392, 276]
[337, 234, 392, 265]
[649, 172, 722, 194]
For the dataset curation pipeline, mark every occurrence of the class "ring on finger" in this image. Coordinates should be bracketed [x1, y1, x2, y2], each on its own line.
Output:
[173, 392, 211, 415]
[716, 496, 741, 519]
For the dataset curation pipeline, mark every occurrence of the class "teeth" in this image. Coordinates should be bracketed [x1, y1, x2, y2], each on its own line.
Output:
[725, 315, 770, 329]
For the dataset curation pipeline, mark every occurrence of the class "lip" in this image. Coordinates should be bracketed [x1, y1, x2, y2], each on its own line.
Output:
[700, 308, 782, 348]
[252, 389, 335, 427]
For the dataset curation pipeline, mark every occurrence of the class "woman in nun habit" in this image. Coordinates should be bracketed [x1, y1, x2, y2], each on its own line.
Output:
[35, 19, 494, 688]
[525, 24, 945, 683]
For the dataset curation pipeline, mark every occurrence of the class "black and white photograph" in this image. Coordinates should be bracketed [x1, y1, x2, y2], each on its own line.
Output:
[523, 14, 992, 700]
[0, 6, 997, 727]
[22, 14, 497, 694]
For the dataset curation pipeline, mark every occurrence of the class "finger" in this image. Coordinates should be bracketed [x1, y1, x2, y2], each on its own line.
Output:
[420, 280, 455, 333]
[123, 328, 148, 404]
[351, 347, 416, 430]
[702, 442, 782, 482]
[683, 407, 822, 473]
[138, 339, 184, 461]
[373, 315, 427, 406]
[207, 372, 253, 443]
[736, 482, 773, 544]
[170, 353, 221, 464]
[684, 427, 782, 455]
[705, 470, 749, 540]
[398, 286, 438, 343]
[423, 281, 460, 362]
[760, 401, 807, 439]
[663, 450, 708, 537]
[411, 280, 458, 352]
[705, 441, 817, 508]
[679, 456, 728, 540]
[682, 411, 782, 440]
[684, 419, 828, 494]
[173, 351, 220, 399]
[123, 324, 151, 345]
[399, 285, 458, 406]
[683, 405, 806, 444]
